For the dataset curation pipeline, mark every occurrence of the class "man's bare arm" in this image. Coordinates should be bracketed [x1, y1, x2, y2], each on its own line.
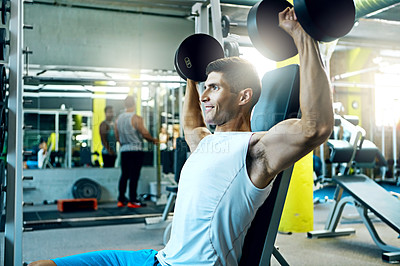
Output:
[183, 79, 211, 151]
[114, 119, 120, 143]
[99, 121, 114, 155]
[133, 116, 158, 144]
[249, 8, 334, 188]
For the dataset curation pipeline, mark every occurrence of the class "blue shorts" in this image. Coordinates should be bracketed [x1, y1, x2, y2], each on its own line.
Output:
[52, 249, 161, 266]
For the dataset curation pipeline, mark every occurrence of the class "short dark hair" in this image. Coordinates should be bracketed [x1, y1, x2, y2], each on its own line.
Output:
[124, 95, 136, 108]
[205, 57, 261, 110]
[104, 105, 113, 113]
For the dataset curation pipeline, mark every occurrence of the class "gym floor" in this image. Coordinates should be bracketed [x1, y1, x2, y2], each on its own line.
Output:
[1, 198, 399, 265]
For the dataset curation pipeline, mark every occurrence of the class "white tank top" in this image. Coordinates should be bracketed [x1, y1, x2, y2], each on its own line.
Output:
[157, 132, 274, 266]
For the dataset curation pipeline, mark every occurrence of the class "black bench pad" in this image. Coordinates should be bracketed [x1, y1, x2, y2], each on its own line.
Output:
[333, 174, 400, 234]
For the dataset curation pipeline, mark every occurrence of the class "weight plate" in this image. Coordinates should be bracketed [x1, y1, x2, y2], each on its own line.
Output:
[175, 34, 224, 82]
[247, 0, 297, 62]
[1, 0, 7, 25]
[294, 0, 355, 42]
[0, 160, 5, 213]
[221, 15, 231, 38]
[0, 28, 6, 61]
[224, 41, 240, 58]
[1, 64, 8, 102]
[0, 103, 7, 155]
[72, 178, 102, 200]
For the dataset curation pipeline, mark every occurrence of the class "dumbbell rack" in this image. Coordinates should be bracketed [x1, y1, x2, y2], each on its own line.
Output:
[2, 0, 26, 265]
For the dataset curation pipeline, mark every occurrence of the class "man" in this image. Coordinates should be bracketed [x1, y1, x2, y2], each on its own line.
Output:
[99, 106, 117, 167]
[29, 7, 333, 266]
[115, 95, 158, 208]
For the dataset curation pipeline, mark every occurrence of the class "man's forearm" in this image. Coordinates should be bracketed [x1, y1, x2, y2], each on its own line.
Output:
[295, 33, 333, 139]
[183, 80, 206, 135]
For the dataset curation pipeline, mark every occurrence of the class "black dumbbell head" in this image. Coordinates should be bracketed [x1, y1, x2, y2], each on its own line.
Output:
[247, 0, 298, 61]
[175, 34, 225, 82]
[294, 0, 355, 42]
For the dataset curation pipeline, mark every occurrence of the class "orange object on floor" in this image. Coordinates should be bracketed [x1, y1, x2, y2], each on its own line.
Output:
[57, 198, 98, 212]
[117, 201, 126, 207]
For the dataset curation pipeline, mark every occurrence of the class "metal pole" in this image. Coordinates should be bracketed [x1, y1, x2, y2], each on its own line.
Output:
[393, 122, 397, 177]
[153, 85, 161, 197]
[382, 125, 385, 158]
[4, 0, 24, 265]
[171, 87, 175, 149]
[164, 87, 168, 133]
[192, 2, 209, 34]
[67, 108, 73, 168]
[55, 112, 59, 151]
[178, 85, 183, 138]
[210, 0, 223, 45]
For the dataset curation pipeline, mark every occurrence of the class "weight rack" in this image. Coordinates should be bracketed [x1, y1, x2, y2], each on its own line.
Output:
[2, 0, 25, 265]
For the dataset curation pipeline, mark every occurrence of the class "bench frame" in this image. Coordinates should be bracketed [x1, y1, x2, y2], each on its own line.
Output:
[308, 174, 400, 263]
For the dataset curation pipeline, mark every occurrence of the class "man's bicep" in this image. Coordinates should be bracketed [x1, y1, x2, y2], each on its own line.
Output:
[256, 119, 310, 175]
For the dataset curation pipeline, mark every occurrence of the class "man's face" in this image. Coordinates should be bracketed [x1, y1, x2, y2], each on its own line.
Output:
[201, 72, 239, 126]
[105, 108, 114, 121]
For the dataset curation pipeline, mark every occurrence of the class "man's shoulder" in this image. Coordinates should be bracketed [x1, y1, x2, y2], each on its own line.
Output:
[99, 120, 108, 128]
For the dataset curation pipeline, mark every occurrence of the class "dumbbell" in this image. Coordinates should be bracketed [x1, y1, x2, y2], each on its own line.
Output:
[247, 0, 355, 61]
[174, 33, 225, 82]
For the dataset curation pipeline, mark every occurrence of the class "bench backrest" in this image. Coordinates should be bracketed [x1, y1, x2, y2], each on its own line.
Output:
[240, 64, 300, 265]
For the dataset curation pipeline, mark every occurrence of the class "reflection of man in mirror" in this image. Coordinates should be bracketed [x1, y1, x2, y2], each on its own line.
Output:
[99, 106, 117, 168]
[37, 138, 48, 169]
[115, 95, 158, 208]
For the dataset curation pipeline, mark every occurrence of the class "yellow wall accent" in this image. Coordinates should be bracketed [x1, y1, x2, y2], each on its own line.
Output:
[276, 26, 314, 232]
[135, 87, 142, 115]
[49, 133, 56, 151]
[279, 153, 314, 232]
[93, 93, 106, 166]
[346, 48, 371, 126]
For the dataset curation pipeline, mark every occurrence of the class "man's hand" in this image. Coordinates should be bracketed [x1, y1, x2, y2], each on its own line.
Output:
[278, 7, 304, 38]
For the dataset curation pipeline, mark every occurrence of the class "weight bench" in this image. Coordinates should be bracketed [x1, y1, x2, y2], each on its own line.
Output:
[160, 137, 190, 244]
[308, 174, 400, 263]
[240, 64, 300, 265]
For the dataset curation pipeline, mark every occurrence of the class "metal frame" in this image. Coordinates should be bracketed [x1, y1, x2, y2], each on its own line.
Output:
[259, 167, 294, 266]
[192, 0, 223, 45]
[308, 185, 400, 260]
[4, 0, 24, 265]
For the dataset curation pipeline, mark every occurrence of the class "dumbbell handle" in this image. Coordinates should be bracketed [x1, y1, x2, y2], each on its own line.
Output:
[23, 24, 34, 30]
